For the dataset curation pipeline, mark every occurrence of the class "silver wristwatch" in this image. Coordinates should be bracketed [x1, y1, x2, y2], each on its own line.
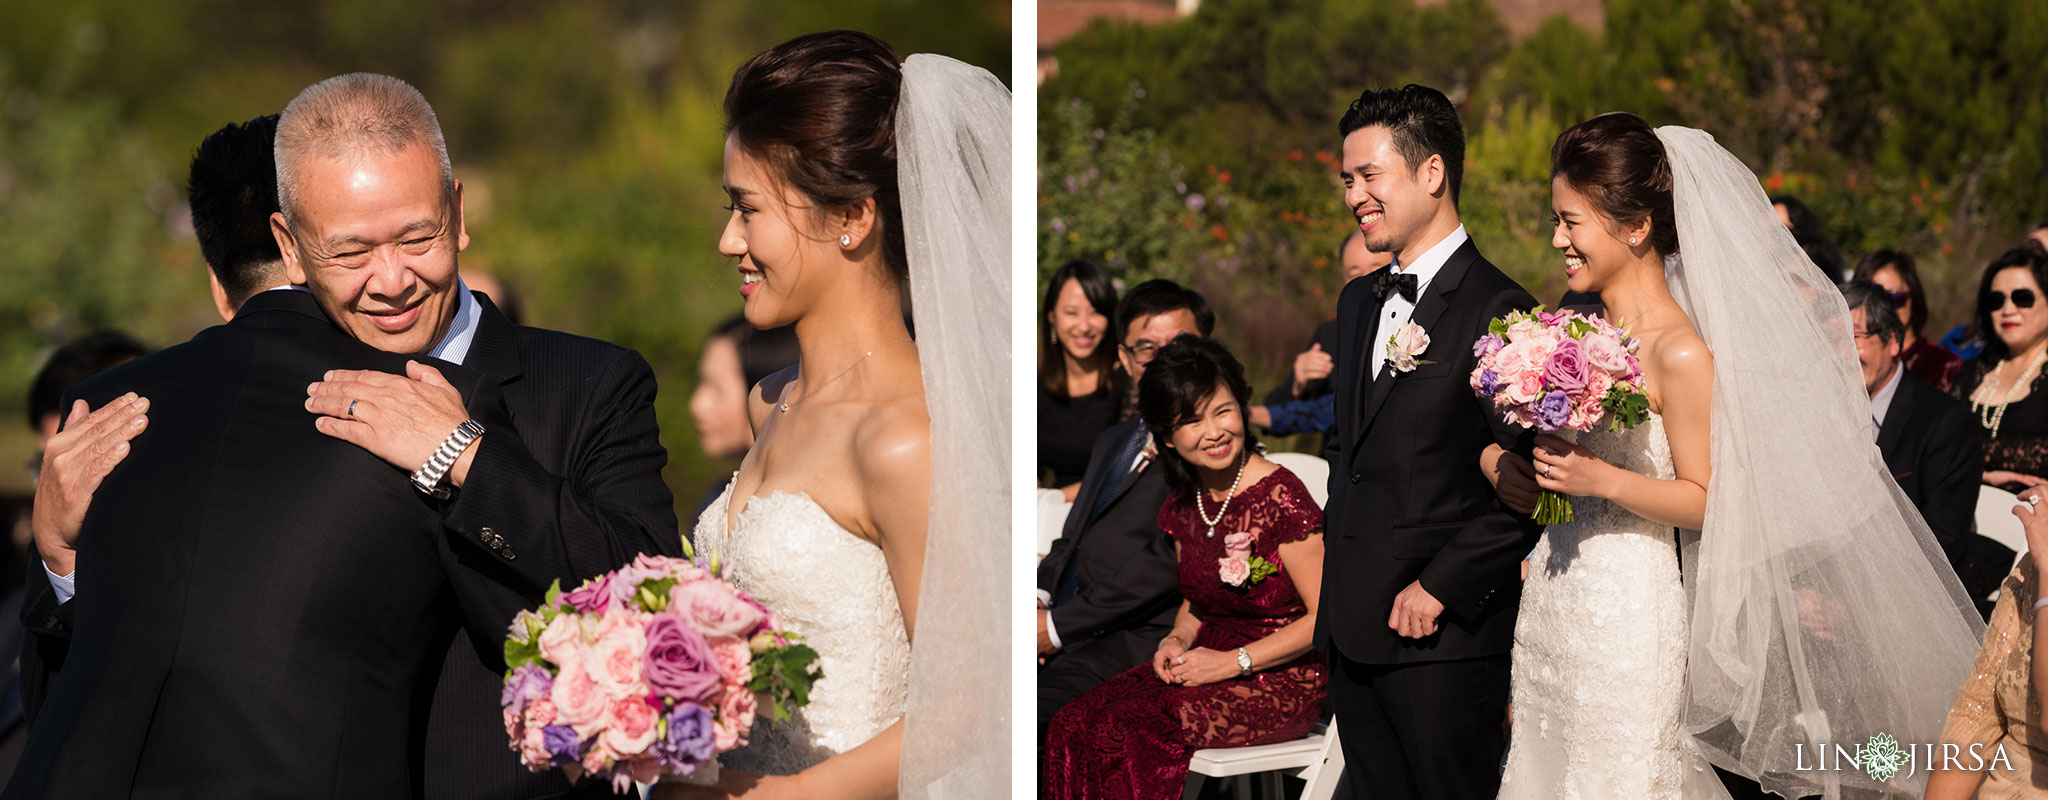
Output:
[412, 419, 485, 499]
[1235, 646, 1252, 676]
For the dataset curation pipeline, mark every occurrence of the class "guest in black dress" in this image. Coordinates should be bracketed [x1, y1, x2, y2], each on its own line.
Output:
[1856, 248, 1961, 391]
[689, 314, 797, 515]
[1953, 249, 2048, 492]
[1040, 259, 1121, 499]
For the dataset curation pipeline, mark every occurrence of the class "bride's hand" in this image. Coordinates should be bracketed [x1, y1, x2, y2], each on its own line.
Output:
[1165, 647, 1238, 687]
[1531, 435, 1617, 499]
[650, 769, 804, 799]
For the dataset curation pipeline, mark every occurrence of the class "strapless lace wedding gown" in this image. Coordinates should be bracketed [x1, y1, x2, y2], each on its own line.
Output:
[691, 479, 911, 775]
[1498, 413, 1690, 798]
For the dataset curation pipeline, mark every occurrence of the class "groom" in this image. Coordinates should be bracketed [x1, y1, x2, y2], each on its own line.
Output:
[1318, 85, 1544, 799]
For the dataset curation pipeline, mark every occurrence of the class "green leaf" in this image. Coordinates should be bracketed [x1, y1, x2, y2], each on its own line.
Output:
[634, 577, 679, 613]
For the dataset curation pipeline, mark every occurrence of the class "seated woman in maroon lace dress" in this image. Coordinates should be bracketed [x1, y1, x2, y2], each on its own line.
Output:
[1042, 337, 1326, 799]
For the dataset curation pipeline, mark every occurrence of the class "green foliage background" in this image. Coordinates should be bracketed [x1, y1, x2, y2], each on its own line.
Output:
[1039, 0, 2048, 422]
[0, 2, 1009, 519]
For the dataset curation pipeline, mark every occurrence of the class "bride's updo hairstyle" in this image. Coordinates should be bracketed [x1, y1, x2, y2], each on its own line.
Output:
[1138, 336, 1260, 497]
[724, 30, 908, 286]
[1550, 112, 1679, 257]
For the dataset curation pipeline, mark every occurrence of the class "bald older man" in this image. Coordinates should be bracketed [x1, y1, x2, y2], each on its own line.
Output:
[11, 74, 675, 799]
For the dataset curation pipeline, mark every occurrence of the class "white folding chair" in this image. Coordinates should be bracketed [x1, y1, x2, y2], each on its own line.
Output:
[1182, 718, 1343, 800]
[1265, 451, 1329, 511]
[1976, 485, 2030, 572]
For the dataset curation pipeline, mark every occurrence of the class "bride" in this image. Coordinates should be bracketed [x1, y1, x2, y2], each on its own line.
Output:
[1497, 112, 1983, 798]
[654, 31, 1009, 799]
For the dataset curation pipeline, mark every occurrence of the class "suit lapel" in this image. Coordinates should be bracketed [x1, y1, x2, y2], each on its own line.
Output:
[463, 291, 524, 385]
[1876, 373, 1911, 455]
[1354, 240, 1480, 450]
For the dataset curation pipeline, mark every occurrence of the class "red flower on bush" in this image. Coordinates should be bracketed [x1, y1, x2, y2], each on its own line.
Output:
[1766, 171, 1784, 192]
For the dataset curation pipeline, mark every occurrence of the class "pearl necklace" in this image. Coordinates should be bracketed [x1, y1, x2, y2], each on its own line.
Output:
[1195, 452, 1249, 538]
[1972, 347, 2048, 440]
[779, 339, 912, 414]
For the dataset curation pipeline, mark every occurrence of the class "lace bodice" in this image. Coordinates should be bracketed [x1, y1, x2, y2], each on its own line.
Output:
[1501, 413, 1693, 798]
[690, 479, 910, 775]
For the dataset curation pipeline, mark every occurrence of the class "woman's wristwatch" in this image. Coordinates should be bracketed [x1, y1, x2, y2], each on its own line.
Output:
[1235, 647, 1252, 676]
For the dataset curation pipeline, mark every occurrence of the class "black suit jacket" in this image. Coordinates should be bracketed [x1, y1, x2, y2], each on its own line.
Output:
[17, 291, 680, 800]
[1318, 239, 1544, 664]
[1036, 419, 1179, 665]
[6, 290, 519, 799]
[1875, 369, 1983, 582]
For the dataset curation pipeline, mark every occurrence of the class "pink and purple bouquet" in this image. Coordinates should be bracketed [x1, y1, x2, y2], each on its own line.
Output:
[1469, 307, 1650, 523]
[500, 553, 820, 793]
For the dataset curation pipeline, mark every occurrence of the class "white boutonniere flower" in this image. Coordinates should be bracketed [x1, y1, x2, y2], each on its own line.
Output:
[1384, 322, 1432, 373]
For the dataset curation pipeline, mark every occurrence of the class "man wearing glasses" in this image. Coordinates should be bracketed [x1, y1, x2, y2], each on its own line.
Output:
[1843, 281, 1982, 603]
[1035, 279, 1214, 749]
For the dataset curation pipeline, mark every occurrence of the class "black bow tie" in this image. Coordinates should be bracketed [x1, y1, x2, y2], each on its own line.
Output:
[1373, 270, 1418, 303]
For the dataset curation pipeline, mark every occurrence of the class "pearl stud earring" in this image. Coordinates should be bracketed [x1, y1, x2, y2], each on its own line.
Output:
[840, 234, 852, 247]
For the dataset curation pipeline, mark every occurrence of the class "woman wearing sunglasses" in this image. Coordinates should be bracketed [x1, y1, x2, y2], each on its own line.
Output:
[1856, 248, 1962, 391]
[1955, 249, 2048, 491]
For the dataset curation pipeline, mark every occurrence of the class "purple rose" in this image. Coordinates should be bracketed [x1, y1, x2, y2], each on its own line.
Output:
[543, 724, 582, 766]
[501, 664, 554, 714]
[653, 702, 717, 773]
[1473, 333, 1504, 360]
[1543, 338, 1590, 395]
[641, 614, 724, 704]
[562, 573, 617, 614]
[1536, 389, 1574, 430]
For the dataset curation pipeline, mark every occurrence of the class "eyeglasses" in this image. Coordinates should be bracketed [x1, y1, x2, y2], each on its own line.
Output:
[1121, 341, 1163, 365]
[1984, 288, 2039, 310]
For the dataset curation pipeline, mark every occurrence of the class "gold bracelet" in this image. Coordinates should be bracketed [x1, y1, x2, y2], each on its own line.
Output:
[1161, 635, 1187, 650]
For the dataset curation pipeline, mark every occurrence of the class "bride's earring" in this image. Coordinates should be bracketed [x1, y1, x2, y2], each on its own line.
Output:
[1629, 236, 1640, 246]
[840, 234, 853, 248]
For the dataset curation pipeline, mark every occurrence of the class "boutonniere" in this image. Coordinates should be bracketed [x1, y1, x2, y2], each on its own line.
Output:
[1384, 321, 1433, 373]
[1217, 530, 1279, 587]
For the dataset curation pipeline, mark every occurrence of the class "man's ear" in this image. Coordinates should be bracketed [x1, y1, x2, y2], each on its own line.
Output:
[1419, 154, 1447, 199]
[271, 211, 305, 284]
[452, 179, 470, 253]
[207, 270, 236, 323]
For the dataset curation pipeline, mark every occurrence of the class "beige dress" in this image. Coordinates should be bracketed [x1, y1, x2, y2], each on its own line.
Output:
[1940, 559, 2048, 796]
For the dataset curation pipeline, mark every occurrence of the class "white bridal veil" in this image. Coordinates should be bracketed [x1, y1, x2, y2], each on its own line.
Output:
[1656, 126, 1986, 797]
[896, 53, 1011, 797]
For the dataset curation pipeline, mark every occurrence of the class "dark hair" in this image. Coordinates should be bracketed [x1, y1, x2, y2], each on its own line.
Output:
[1841, 281, 1904, 346]
[1336, 229, 1363, 262]
[1137, 337, 1259, 497]
[1973, 248, 2048, 363]
[187, 114, 284, 303]
[29, 331, 150, 430]
[1852, 249, 1928, 338]
[1549, 112, 1679, 257]
[724, 30, 906, 286]
[1115, 279, 1216, 346]
[712, 315, 801, 389]
[1770, 194, 1845, 280]
[1039, 259, 1119, 395]
[1337, 84, 1465, 206]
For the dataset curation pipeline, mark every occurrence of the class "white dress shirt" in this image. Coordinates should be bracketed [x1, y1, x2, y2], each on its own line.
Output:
[45, 281, 482, 601]
[1870, 361, 1904, 439]
[1367, 225, 1468, 378]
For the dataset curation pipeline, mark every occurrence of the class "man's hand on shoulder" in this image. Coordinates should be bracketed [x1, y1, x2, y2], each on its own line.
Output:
[34, 395, 151, 576]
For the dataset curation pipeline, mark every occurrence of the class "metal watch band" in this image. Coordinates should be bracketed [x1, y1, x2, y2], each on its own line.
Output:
[411, 419, 486, 499]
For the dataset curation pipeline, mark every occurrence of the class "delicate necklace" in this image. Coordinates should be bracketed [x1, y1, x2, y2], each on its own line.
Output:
[1972, 347, 2048, 440]
[779, 339, 912, 414]
[1194, 451, 1249, 538]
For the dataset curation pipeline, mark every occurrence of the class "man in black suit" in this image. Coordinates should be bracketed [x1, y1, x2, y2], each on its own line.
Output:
[1035, 279, 1213, 743]
[1843, 281, 1983, 589]
[1319, 85, 1543, 800]
[18, 76, 677, 798]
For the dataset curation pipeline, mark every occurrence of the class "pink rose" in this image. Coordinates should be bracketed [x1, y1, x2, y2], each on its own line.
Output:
[521, 723, 552, 767]
[1219, 556, 1251, 586]
[1221, 531, 1253, 555]
[601, 695, 661, 756]
[526, 697, 558, 729]
[537, 612, 584, 667]
[1504, 371, 1545, 406]
[1505, 318, 1540, 343]
[550, 659, 610, 738]
[1543, 338, 1589, 395]
[673, 580, 767, 640]
[1390, 322, 1430, 359]
[711, 636, 754, 686]
[1584, 370, 1614, 407]
[1582, 332, 1632, 375]
[563, 573, 619, 614]
[713, 689, 758, 751]
[503, 706, 521, 741]
[587, 625, 650, 700]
